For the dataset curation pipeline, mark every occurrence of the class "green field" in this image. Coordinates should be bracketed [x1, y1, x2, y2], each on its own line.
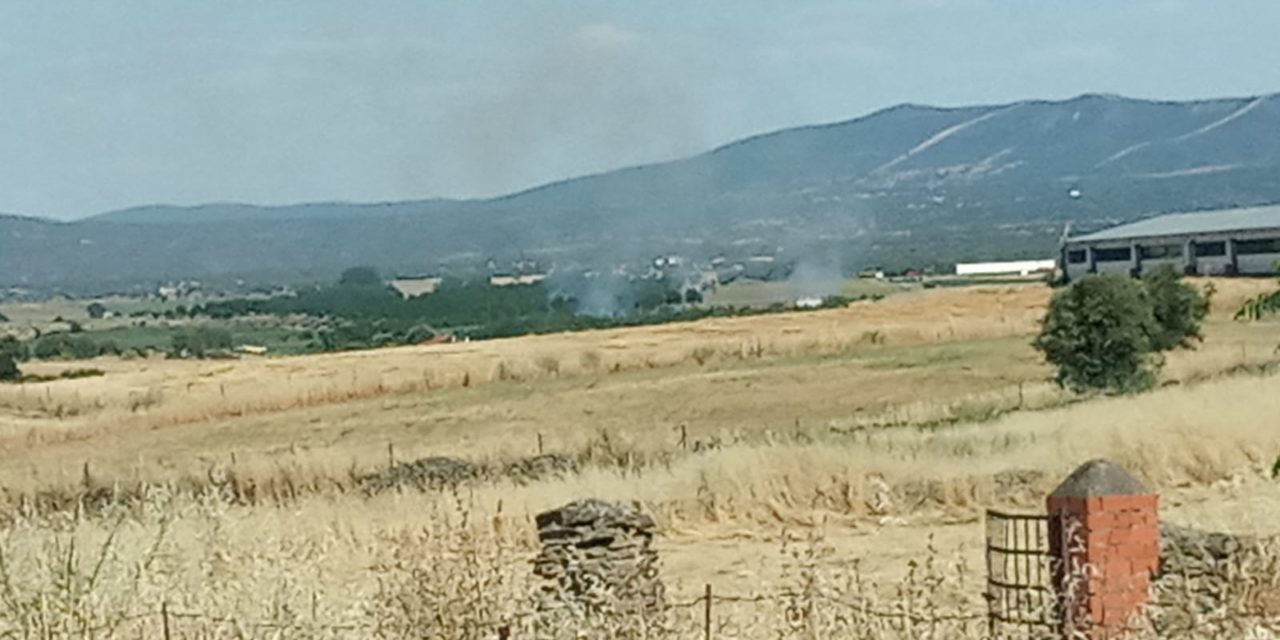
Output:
[0, 295, 317, 358]
[78, 321, 316, 356]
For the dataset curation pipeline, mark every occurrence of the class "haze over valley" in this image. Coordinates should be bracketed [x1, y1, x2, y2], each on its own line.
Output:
[6, 92, 1280, 292]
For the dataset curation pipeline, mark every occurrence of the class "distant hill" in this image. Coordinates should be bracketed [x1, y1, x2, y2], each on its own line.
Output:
[7, 92, 1280, 290]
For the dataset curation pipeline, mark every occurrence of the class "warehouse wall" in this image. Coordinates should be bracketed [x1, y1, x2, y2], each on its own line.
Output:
[1237, 252, 1280, 274]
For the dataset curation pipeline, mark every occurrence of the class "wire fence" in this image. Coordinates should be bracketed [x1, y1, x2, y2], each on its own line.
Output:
[6, 582, 1278, 639]
[0, 585, 989, 640]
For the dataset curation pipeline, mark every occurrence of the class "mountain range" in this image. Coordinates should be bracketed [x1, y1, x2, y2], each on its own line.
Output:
[5, 92, 1280, 292]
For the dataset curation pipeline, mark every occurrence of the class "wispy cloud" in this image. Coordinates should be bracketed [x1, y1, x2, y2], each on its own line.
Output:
[572, 23, 640, 54]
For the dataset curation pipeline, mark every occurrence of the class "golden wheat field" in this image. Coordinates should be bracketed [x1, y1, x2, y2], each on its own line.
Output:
[0, 278, 1278, 638]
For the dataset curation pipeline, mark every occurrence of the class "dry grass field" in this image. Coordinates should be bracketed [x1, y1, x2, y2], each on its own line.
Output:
[0, 277, 1278, 638]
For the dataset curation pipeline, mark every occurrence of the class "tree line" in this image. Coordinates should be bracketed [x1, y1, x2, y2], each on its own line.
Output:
[185, 268, 831, 352]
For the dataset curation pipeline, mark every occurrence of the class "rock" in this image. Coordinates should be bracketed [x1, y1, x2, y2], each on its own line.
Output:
[531, 499, 664, 620]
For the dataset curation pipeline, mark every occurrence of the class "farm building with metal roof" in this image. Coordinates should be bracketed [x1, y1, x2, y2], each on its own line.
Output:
[1062, 205, 1280, 281]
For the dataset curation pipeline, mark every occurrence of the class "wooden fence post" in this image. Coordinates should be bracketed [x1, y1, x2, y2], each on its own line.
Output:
[703, 583, 712, 640]
[162, 600, 171, 640]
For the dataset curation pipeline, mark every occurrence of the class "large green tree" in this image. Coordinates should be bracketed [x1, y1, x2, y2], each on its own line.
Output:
[1034, 274, 1160, 393]
[1035, 271, 1210, 393]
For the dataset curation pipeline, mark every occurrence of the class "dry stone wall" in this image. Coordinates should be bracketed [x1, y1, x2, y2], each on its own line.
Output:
[532, 499, 664, 619]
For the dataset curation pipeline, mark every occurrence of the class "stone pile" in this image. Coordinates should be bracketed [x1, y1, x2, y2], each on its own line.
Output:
[502, 454, 578, 485]
[532, 499, 664, 618]
[1159, 523, 1256, 576]
[359, 453, 583, 495]
[358, 456, 478, 494]
[1154, 523, 1280, 631]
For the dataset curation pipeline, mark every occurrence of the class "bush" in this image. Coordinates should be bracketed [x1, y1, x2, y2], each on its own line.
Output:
[1236, 278, 1280, 320]
[1034, 274, 1160, 393]
[0, 336, 22, 381]
[32, 334, 102, 360]
[96, 339, 122, 356]
[170, 326, 234, 359]
[0, 335, 28, 361]
[0, 355, 19, 381]
[1143, 266, 1208, 350]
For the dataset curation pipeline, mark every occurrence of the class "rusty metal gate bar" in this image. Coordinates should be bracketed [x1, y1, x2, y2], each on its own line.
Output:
[985, 509, 1054, 637]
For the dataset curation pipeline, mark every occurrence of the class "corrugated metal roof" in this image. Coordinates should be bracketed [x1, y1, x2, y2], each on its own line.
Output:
[1069, 205, 1280, 243]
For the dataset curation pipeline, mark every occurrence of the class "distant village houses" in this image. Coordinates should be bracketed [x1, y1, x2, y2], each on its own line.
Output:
[489, 273, 547, 287]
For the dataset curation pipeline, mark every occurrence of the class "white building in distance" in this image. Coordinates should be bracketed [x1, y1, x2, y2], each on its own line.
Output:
[955, 259, 1056, 277]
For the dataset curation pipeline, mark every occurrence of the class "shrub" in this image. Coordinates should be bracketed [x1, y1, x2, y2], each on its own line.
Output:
[1143, 266, 1208, 350]
[170, 326, 234, 359]
[96, 339, 122, 356]
[86, 302, 107, 319]
[0, 335, 28, 361]
[1033, 274, 1160, 393]
[0, 336, 21, 381]
[32, 334, 101, 360]
[0, 356, 20, 380]
[1236, 281, 1280, 321]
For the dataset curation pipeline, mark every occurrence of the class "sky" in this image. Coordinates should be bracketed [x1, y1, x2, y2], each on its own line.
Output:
[3, 1, 1280, 220]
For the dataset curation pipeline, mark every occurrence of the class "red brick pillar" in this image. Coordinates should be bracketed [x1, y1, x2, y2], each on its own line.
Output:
[1046, 460, 1159, 639]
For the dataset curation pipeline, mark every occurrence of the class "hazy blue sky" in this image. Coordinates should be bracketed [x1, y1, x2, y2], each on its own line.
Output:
[3, 1, 1280, 220]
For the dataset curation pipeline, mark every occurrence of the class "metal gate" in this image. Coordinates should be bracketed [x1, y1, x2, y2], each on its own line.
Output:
[985, 509, 1055, 637]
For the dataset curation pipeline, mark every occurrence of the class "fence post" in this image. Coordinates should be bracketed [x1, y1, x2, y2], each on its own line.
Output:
[1046, 459, 1159, 639]
[703, 583, 712, 640]
[162, 600, 171, 640]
